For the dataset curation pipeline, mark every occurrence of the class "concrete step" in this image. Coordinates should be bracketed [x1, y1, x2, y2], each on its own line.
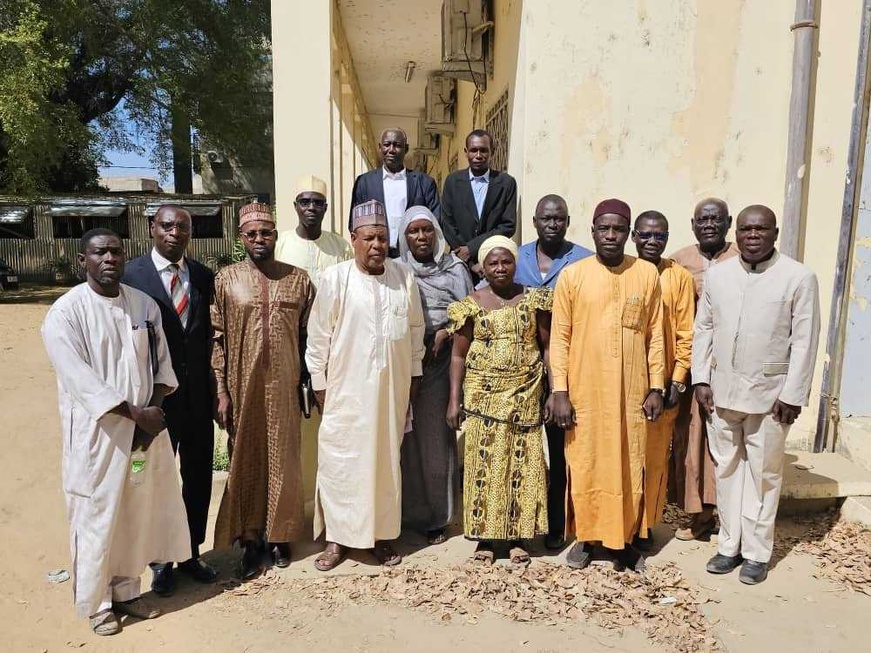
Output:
[782, 451, 871, 500]
[840, 496, 871, 528]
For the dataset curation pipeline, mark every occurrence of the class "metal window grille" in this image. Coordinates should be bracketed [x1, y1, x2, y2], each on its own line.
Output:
[485, 89, 510, 172]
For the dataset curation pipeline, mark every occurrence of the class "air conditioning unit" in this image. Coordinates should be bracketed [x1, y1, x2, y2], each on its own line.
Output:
[442, 0, 488, 83]
[416, 115, 440, 157]
[425, 74, 456, 134]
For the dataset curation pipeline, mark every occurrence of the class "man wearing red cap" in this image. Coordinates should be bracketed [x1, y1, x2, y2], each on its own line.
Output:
[549, 198, 665, 572]
[211, 202, 316, 580]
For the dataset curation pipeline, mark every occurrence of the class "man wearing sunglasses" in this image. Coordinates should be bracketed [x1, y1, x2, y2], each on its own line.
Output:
[631, 211, 695, 551]
[348, 127, 440, 256]
[211, 202, 316, 580]
[276, 174, 352, 289]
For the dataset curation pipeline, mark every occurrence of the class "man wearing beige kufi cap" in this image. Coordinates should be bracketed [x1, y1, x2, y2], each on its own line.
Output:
[211, 201, 316, 580]
[275, 175, 352, 289]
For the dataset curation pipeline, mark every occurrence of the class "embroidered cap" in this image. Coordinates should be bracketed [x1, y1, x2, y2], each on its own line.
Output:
[238, 202, 275, 228]
[351, 199, 388, 231]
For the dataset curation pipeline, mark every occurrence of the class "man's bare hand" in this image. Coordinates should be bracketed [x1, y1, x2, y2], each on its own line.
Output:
[132, 427, 157, 451]
[454, 246, 471, 263]
[772, 399, 801, 425]
[694, 384, 715, 415]
[665, 383, 681, 410]
[549, 391, 576, 429]
[133, 405, 166, 436]
[216, 392, 233, 433]
[642, 390, 664, 422]
[446, 398, 463, 430]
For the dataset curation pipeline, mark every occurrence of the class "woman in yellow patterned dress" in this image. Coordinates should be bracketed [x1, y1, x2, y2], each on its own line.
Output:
[446, 236, 552, 565]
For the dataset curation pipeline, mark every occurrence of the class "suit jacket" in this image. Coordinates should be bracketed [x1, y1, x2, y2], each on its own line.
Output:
[347, 166, 440, 230]
[122, 253, 215, 421]
[691, 251, 820, 414]
[441, 167, 517, 263]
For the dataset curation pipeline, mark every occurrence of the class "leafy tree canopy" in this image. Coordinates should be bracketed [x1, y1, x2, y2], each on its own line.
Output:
[0, 0, 272, 194]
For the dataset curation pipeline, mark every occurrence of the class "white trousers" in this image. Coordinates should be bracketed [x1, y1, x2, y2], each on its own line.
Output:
[95, 576, 140, 615]
[707, 408, 790, 563]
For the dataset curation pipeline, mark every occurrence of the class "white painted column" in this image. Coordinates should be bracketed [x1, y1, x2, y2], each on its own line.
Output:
[271, 1, 333, 231]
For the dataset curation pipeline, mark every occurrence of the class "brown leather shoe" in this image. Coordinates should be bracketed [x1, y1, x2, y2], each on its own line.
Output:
[675, 510, 716, 541]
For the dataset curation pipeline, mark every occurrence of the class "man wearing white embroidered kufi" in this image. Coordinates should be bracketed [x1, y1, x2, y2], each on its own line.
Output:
[306, 199, 425, 571]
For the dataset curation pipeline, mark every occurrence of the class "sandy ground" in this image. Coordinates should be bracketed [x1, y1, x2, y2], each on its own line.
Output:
[1, 289, 868, 652]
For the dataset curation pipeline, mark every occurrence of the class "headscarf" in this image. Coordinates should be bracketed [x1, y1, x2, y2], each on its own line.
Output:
[398, 206, 455, 277]
[398, 205, 473, 332]
[478, 235, 518, 263]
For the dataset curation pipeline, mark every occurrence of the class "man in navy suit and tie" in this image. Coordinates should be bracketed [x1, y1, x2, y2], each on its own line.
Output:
[122, 205, 218, 595]
[440, 129, 517, 279]
[348, 127, 440, 257]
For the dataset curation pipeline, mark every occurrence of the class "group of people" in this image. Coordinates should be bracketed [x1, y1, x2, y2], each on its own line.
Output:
[41, 126, 821, 637]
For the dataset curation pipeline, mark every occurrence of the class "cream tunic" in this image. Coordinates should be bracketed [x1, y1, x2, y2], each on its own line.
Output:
[42, 283, 189, 618]
[306, 259, 424, 548]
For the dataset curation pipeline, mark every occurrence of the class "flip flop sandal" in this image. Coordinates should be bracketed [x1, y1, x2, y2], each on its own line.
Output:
[90, 609, 120, 636]
[566, 542, 593, 569]
[427, 529, 448, 545]
[472, 545, 495, 566]
[509, 546, 531, 566]
[373, 542, 402, 566]
[314, 546, 346, 572]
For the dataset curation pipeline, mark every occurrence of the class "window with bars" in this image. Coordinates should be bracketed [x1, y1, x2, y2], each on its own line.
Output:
[485, 89, 510, 172]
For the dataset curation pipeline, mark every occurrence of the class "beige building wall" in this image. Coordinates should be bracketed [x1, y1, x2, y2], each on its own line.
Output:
[431, 1, 861, 446]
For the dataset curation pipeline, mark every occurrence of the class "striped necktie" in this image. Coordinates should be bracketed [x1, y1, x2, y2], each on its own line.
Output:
[169, 263, 189, 327]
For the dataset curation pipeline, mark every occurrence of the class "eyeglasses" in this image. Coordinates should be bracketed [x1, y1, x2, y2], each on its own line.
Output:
[156, 221, 191, 233]
[296, 198, 326, 208]
[633, 230, 669, 242]
[240, 229, 276, 241]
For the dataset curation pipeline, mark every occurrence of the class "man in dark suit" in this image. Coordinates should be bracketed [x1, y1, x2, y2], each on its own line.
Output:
[441, 129, 517, 278]
[348, 127, 440, 257]
[122, 205, 218, 595]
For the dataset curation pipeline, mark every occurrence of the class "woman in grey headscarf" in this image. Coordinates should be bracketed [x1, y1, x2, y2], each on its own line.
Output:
[398, 205, 474, 544]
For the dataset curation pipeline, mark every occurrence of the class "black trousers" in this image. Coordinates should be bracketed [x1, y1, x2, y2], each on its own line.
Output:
[165, 400, 214, 557]
[546, 423, 567, 536]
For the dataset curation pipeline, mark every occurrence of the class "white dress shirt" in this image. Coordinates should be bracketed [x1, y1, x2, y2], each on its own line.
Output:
[382, 167, 408, 246]
[150, 247, 190, 305]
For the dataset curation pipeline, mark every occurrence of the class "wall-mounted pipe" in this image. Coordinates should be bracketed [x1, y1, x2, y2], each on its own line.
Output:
[814, 0, 871, 452]
[782, 0, 820, 259]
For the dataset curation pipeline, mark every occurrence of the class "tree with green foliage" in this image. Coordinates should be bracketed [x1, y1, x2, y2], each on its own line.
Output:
[0, 0, 272, 194]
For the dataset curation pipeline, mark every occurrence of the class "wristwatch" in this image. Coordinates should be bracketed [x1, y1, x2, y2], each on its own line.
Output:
[671, 381, 687, 394]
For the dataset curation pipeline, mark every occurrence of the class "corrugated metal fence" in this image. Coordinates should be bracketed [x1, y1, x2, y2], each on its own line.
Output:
[0, 194, 256, 283]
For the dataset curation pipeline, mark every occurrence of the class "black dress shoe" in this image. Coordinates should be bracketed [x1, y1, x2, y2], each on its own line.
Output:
[150, 562, 176, 597]
[177, 557, 219, 583]
[614, 546, 646, 573]
[240, 543, 262, 581]
[566, 542, 593, 569]
[739, 560, 768, 585]
[632, 530, 653, 552]
[706, 553, 743, 574]
[270, 543, 291, 568]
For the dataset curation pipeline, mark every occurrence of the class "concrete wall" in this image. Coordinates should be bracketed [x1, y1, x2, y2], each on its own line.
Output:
[436, 1, 862, 447]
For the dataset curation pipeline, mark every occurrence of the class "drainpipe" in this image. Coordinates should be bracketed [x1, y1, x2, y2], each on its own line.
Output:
[782, 0, 820, 259]
[814, 0, 871, 452]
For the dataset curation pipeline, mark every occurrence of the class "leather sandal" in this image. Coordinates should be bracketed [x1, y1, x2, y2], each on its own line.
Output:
[472, 543, 495, 565]
[90, 609, 120, 636]
[509, 544, 531, 567]
[373, 541, 402, 566]
[314, 542, 346, 572]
